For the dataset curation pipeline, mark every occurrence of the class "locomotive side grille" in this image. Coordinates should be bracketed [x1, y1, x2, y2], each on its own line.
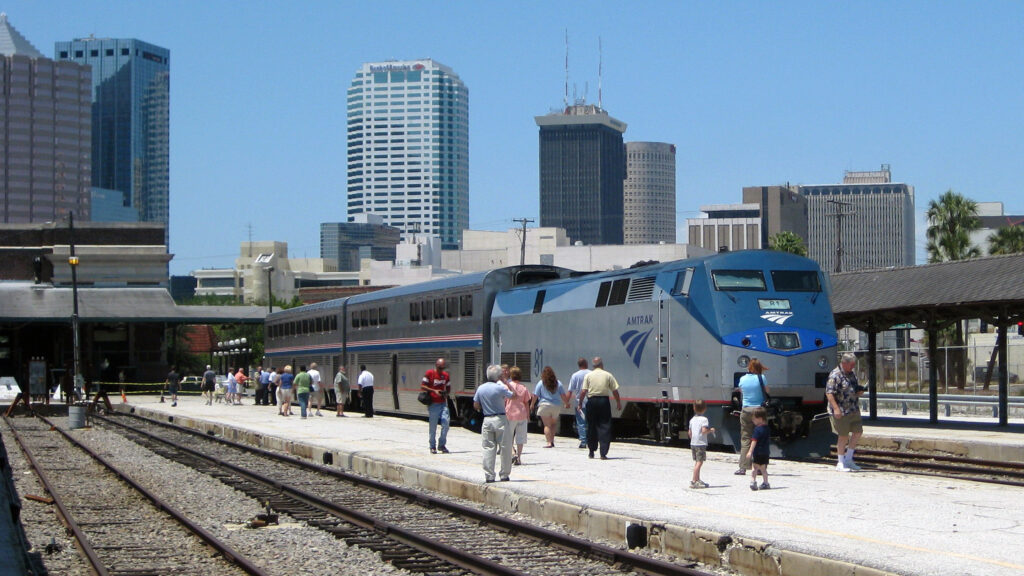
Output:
[500, 352, 531, 373]
[626, 276, 656, 302]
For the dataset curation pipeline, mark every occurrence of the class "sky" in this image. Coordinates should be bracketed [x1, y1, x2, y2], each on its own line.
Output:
[6, 1, 1024, 275]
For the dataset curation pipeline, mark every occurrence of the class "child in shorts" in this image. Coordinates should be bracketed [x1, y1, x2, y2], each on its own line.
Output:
[688, 399, 716, 489]
[746, 406, 770, 490]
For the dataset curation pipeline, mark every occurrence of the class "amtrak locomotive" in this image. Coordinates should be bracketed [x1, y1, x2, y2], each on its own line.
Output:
[264, 251, 838, 456]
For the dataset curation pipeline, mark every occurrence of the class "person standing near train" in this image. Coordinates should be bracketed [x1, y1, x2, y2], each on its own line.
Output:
[334, 365, 349, 417]
[735, 358, 768, 475]
[294, 365, 312, 419]
[308, 362, 323, 416]
[473, 364, 514, 483]
[534, 366, 569, 448]
[504, 366, 533, 465]
[827, 352, 865, 472]
[579, 357, 621, 460]
[422, 358, 451, 454]
[357, 365, 374, 417]
[566, 358, 590, 448]
[278, 366, 294, 416]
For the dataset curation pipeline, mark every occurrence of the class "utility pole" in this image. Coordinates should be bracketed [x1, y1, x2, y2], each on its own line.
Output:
[828, 199, 853, 273]
[68, 212, 82, 398]
[512, 218, 534, 266]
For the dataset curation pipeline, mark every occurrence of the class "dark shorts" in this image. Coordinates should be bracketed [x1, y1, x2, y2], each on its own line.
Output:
[201, 382, 214, 392]
[168, 384, 179, 395]
[752, 454, 770, 466]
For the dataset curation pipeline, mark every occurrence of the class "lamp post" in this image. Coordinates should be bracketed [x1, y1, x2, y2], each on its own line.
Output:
[264, 266, 274, 314]
[68, 212, 82, 398]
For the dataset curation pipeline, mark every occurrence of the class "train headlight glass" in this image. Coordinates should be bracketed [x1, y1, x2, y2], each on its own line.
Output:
[737, 355, 750, 368]
[817, 355, 828, 369]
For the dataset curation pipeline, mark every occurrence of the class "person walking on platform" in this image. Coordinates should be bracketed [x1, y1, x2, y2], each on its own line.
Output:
[294, 365, 312, 419]
[308, 362, 324, 416]
[827, 353, 865, 472]
[357, 365, 374, 417]
[474, 364, 514, 482]
[505, 366, 533, 465]
[579, 357, 621, 460]
[256, 365, 270, 406]
[735, 358, 768, 475]
[165, 366, 180, 407]
[334, 366, 349, 417]
[567, 358, 590, 448]
[225, 368, 237, 406]
[269, 366, 280, 406]
[278, 366, 294, 416]
[534, 366, 569, 448]
[422, 358, 452, 454]
[202, 365, 216, 405]
[688, 399, 715, 488]
[747, 406, 771, 490]
[234, 368, 248, 405]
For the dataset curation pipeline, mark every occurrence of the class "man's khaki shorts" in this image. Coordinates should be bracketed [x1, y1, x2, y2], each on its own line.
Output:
[830, 411, 863, 436]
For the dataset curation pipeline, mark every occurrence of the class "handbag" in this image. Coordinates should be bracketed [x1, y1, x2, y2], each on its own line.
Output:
[757, 374, 783, 419]
[417, 390, 432, 405]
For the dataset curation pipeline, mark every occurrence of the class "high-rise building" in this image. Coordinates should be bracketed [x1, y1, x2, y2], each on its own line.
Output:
[55, 37, 169, 235]
[321, 214, 401, 272]
[741, 185, 808, 247]
[346, 59, 469, 249]
[536, 104, 626, 245]
[0, 14, 91, 223]
[802, 165, 915, 273]
[624, 141, 675, 244]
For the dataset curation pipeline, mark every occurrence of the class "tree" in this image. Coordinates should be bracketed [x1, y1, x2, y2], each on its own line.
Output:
[988, 225, 1024, 256]
[926, 190, 981, 263]
[768, 231, 807, 257]
[925, 190, 981, 389]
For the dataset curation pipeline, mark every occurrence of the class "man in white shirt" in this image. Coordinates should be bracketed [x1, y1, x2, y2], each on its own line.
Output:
[308, 362, 323, 416]
[357, 365, 374, 418]
[566, 357, 590, 448]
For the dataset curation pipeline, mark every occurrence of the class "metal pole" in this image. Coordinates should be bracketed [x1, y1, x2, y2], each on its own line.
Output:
[998, 313, 1009, 426]
[265, 266, 274, 314]
[69, 213, 82, 397]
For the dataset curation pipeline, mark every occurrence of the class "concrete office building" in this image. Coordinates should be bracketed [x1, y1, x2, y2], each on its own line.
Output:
[802, 165, 914, 273]
[346, 59, 469, 249]
[0, 15, 91, 223]
[536, 104, 627, 245]
[55, 37, 170, 234]
[741, 185, 808, 247]
[321, 214, 401, 272]
[624, 142, 675, 244]
[685, 186, 806, 253]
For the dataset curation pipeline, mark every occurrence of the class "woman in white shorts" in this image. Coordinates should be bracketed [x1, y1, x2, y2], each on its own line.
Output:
[534, 366, 570, 448]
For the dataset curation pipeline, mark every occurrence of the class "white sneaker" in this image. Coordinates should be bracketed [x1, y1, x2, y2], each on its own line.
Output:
[845, 459, 861, 471]
[836, 462, 850, 472]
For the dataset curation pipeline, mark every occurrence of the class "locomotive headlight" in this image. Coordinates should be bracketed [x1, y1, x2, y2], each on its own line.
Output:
[737, 355, 750, 368]
[817, 355, 828, 369]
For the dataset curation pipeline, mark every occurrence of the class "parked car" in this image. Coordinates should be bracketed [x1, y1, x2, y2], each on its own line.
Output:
[180, 376, 203, 391]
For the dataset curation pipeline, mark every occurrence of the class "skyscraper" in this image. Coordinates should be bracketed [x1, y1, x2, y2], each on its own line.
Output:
[536, 104, 626, 245]
[0, 14, 91, 223]
[55, 37, 169, 235]
[321, 214, 400, 272]
[802, 165, 915, 273]
[346, 59, 469, 249]
[624, 141, 675, 244]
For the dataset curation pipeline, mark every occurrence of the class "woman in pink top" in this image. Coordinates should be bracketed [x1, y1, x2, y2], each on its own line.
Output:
[234, 368, 248, 405]
[504, 366, 533, 466]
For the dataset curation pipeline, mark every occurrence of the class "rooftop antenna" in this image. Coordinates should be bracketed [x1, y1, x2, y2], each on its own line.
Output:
[564, 30, 569, 109]
[598, 36, 603, 110]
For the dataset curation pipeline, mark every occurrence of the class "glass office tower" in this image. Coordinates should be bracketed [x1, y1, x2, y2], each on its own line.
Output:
[347, 59, 469, 249]
[55, 38, 169, 235]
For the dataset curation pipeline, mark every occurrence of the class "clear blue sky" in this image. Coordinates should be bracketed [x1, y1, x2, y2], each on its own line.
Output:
[7, 1, 1024, 274]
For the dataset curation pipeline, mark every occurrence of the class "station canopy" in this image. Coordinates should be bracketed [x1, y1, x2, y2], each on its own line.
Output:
[831, 253, 1024, 331]
[0, 283, 266, 324]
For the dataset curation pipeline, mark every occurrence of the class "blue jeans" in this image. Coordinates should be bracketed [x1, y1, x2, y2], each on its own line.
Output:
[298, 391, 310, 417]
[574, 406, 587, 443]
[428, 401, 450, 450]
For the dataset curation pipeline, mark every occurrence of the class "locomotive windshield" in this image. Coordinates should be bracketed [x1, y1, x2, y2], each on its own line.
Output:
[711, 270, 766, 291]
[770, 270, 821, 292]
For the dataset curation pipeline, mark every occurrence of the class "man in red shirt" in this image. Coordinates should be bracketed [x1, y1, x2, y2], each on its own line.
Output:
[421, 358, 451, 454]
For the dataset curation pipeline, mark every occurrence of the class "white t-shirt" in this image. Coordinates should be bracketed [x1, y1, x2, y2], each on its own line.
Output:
[308, 368, 321, 391]
[689, 414, 710, 447]
[357, 370, 374, 389]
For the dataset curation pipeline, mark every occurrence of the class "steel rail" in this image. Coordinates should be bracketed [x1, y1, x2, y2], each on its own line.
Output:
[9, 414, 270, 576]
[828, 447, 1024, 487]
[110, 411, 712, 576]
[4, 415, 110, 576]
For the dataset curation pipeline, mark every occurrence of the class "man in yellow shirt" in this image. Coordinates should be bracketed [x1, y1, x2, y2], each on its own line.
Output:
[578, 357, 622, 460]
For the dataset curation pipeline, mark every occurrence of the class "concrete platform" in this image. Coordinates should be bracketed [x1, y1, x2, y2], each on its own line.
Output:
[114, 397, 1023, 576]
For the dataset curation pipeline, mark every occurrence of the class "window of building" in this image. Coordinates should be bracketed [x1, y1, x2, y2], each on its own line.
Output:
[90, 49, 98, 57]
[121, 48, 129, 55]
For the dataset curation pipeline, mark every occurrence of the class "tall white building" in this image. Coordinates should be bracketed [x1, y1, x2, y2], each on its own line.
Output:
[346, 59, 469, 249]
[624, 142, 676, 244]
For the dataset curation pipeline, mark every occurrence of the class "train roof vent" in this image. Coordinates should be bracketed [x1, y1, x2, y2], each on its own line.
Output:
[626, 276, 656, 302]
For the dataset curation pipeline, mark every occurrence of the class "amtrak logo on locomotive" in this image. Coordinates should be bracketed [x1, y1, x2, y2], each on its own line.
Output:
[760, 311, 794, 325]
[620, 328, 653, 368]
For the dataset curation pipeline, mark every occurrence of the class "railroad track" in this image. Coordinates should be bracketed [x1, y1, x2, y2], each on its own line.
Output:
[3, 414, 265, 576]
[830, 447, 1024, 487]
[96, 411, 715, 576]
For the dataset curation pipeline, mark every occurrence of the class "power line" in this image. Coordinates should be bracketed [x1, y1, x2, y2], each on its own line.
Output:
[511, 217, 535, 266]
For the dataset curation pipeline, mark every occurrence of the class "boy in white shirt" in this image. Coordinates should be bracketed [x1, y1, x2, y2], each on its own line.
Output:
[688, 399, 715, 489]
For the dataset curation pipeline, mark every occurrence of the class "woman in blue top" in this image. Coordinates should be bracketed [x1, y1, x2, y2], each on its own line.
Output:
[533, 366, 570, 448]
[735, 358, 769, 474]
[278, 365, 295, 417]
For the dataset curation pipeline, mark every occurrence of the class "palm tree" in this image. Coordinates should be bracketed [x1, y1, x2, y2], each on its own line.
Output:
[926, 190, 980, 263]
[768, 231, 808, 257]
[988, 225, 1024, 256]
[925, 190, 980, 389]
